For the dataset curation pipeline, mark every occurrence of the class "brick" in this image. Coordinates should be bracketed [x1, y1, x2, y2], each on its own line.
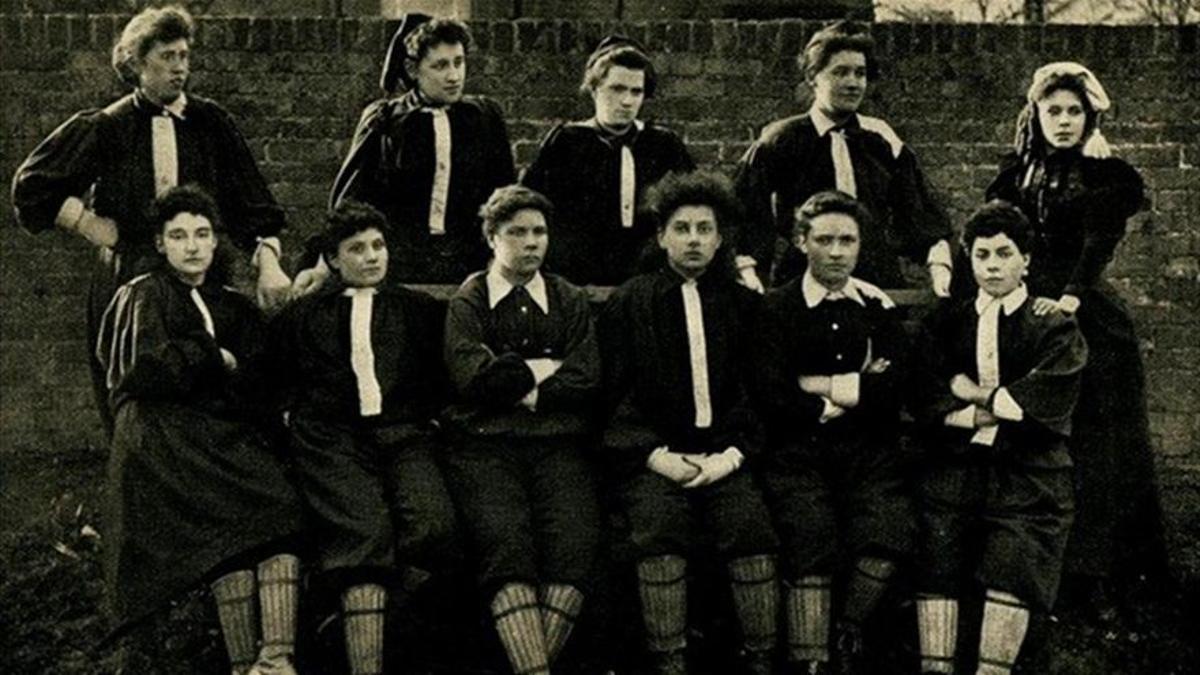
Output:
[692, 20, 712, 54]
[712, 20, 737, 57]
[492, 20, 514, 53]
[665, 21, 691, 54]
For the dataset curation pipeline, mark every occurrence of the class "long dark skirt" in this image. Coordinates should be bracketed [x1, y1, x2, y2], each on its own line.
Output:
[104, 400, 302, 631]
[1062, 283, 1168, 583]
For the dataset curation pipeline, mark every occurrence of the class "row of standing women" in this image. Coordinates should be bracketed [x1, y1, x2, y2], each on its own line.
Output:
[9, 4, 1167, 675]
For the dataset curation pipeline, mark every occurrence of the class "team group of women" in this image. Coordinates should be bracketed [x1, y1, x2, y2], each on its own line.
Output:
[10, 5, 1167, 675]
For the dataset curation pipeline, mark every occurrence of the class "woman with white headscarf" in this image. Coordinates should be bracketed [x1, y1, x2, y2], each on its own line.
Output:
[985, 62, 1168, 617]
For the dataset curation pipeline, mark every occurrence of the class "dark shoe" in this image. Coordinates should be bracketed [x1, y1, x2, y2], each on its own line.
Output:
[652, 649, 688, 675]
[833, 622, 863, 675]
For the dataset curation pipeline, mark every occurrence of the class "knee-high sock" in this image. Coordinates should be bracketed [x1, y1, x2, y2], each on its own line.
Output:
[342, 583, 387, 675]
[212, 569, 258, 674]
[916, 593, 958, 674]
[786, 576, 831, 664]
[491, 582, 550, 675]
[256, 554, 299, 660]
[842, 556, 896, 626]
[977, 589, 1030, 675]
[727, 554, 778, 654]
[540, 582, 584, 663]
[637, 554, 688, 653]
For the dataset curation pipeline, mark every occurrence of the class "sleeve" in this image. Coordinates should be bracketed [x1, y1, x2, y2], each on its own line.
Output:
[889, 144, 953, 262]
[752, 296, 826, 431]
[95, 280, 225, 400]
[263, 299, 303, 411]
[733, 136, 782, 279]
[11, 110, 105, 234]
[484, 98, 517, 188]
[713, 296, 767, 458]
[1059, 159, 1144, 295]
[519, 124, 563, 196]
[985, 153, 1025, 204]
[330, 101, 390, 212]
[1002, 313, 1088, 438]
[210, 104, 286, 249]
[598, 285, 666, 474]
[855, 303, 908, 415]
[909, 301, 970, 431]
[221, 294, 277, 412]
[536, 289, 600, 412]
[443, 291, 536, 407]
[414, 292, 453, 416]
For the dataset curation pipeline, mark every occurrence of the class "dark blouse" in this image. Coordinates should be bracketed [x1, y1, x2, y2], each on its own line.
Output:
[331, 92, 516, 282]
[735, 112, 949, 287]
[268, 283, 448, 427]
[756, 278, 906, 444]
[12, 91, 284, 255]
[912, 297, 1088, 468]
[95, 272, 272, 419]
[443, 271, 599, 437]
[600, 266, 764, 475]
[986, 151, 1144, 299]
[521, 121, 695, 285]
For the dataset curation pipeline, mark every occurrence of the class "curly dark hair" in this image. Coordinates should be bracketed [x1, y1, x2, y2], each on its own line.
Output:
[405, 18, 472, 63]
[962, 199, 1033, 254]
[151, 184, 223, 234]
[319, 200, 390, 261]
[643, 170, 740, 234]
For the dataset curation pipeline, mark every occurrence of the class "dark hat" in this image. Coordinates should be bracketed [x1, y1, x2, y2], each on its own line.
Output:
[380, 13, 432, 94]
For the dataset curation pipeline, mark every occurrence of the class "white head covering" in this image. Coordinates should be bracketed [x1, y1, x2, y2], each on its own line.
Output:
[1022, 61, 1112, 159]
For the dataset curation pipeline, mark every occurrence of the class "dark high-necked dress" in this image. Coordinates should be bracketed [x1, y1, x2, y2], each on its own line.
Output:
[986, 148, 1168, 586]
[96, 270, 301, 631]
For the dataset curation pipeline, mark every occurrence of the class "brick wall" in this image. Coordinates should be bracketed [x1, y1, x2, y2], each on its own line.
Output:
[1, 14, 1198, 571]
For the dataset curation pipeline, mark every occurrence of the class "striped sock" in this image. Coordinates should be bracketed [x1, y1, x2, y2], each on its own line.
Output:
[256, 554, 299, 661]
[211, 569, 258, 674]
[977, 589, 1030, 675]
[491, 582, 550, 675]
[539, 582, 585, 663]
[842, 556, 895, 626]
[727, 554, 778, 654]
[916, 593, 958, 674]
[637, 555, 688, 654]
[786, 576, 831, 664]
[342, 583, 387, 675]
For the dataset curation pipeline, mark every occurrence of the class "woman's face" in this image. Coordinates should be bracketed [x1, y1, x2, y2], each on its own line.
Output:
[136, 37, 189, 106]
[810, 50, 868, 119]
[1037, 88, 1087, 151]
[156, 211, 215, 286]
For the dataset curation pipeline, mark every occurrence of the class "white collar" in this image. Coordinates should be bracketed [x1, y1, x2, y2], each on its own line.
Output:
[801, 269, 866, 308]
[342, 285, 378, 297]
[486, 267, 549, 314]
[809, 105, 854, 137]
[975, 284, 1029, 316]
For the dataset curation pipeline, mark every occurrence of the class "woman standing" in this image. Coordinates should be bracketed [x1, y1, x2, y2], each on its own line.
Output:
[97, 186, 302, 674]
[985, 62, 1168, 614]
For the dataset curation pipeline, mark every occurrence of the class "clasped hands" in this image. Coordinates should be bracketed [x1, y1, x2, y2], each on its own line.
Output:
[647, 445, 744, 488]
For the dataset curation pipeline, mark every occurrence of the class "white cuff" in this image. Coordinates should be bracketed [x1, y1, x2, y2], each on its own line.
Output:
[253, 236, 282, 268]
[54, 196, 86, 231]
[721, 446, 745, 469]
[525, 358, 563, 385]
[944, 405, 976, 429]
[829, 373, 860, 408]
[926, 239, 952, 268]
[990, 387, 1024, 422]
[734, 255, 757, 271]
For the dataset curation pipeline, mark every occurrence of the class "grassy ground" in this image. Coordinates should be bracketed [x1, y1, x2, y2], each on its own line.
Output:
[2, 447, 1196, 674]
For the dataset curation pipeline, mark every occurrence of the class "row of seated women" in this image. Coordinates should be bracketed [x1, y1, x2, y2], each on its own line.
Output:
[10, 4, 1167, 674]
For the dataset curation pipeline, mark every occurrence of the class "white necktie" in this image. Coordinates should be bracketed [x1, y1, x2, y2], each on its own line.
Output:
[973, 299, 1002, 446]
[428, 108, 451, 236]
[681, 280, 712, 429]
[151, 113, 179, 197]
[830, 129, 857, 197]
[346, 287, 383, 417]
[619, 145, 636, 228]
[189, 288, 215, 337]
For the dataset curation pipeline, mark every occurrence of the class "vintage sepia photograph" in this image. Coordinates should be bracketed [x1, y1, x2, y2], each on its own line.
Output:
[1, 0, 1197, 673]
